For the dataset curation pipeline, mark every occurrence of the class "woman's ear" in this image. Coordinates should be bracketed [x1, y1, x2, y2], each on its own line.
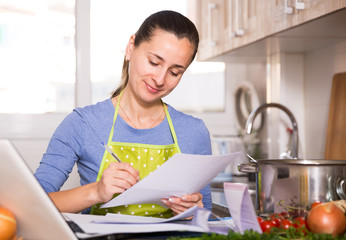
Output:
[125, 34, 136, 61]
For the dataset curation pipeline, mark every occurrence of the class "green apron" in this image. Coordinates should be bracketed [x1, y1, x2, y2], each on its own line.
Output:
[90, 92, 181, 218]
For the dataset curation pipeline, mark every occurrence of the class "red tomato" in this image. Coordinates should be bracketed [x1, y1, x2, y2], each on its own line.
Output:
[271, 217, 282, 227]
[270, 213, 284, 227]
[281, 211, 289, 218]
[270, 213, 284, 219]
[311, 201, 322, 208]
[281, 219, 293, 230]
[260, 220, 276, 233]
[257, 216, 264, 224]
[293, 216, 307, 228]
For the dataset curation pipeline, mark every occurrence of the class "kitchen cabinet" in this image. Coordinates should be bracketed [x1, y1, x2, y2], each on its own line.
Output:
[222, 0, 271, 57]
[196, 0, 346, 61]
[197, 0, 226, 60]
[270, 0, 346, 33]
[197, 0, 270, 60]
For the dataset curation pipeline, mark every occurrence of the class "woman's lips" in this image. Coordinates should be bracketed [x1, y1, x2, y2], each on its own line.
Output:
[145, 82, 160, 94]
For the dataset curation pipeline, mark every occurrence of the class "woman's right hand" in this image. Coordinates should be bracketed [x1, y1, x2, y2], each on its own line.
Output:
[96, 162, 140, 203]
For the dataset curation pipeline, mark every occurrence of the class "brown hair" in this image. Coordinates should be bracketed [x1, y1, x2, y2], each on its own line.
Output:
[111, 10, 199, 98]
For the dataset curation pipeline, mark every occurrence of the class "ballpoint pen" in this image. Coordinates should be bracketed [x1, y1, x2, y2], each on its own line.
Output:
[101, 142, 122, 162]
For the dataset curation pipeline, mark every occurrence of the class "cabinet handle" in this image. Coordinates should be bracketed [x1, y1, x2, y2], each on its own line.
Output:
[284, 0, 293, 14]
[234, 0, 245, 36]
[228, 0, 236, 37]
[295, 0, 305, 10]
[228, 0, 246, 37]
[207, 3, 216, 46]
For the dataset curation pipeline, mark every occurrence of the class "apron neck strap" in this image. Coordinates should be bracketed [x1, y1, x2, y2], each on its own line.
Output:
[108, 90, 181, 153]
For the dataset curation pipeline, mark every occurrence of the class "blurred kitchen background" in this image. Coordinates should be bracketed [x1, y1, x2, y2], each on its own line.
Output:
[0, 0, 345, 211]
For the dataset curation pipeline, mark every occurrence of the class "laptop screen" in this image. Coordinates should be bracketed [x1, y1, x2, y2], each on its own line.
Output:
[0, 139, 77, 240]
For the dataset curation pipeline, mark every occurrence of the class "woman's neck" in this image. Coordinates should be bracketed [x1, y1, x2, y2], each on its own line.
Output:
[111, 89, 165, 129]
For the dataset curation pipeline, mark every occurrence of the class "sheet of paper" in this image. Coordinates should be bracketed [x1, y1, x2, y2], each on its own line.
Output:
[101, 152, 243, 208]
[223, 182, 262, 234]
[63, 207, 211, 235]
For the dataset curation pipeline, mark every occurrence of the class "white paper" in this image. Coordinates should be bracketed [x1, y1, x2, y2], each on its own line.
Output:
[223, 182, 262, 233]
[101, 152, 242, 208]
[63, 207, 211, 235]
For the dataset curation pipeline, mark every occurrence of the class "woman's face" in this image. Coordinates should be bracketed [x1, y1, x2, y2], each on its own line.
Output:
[125, 29, 195, 104]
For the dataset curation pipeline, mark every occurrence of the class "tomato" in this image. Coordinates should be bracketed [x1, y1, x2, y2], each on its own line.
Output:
[281, 211, 289, 218]
[270, 213, 284, 219]
[311, 201, 322, 208]
[260, 220, 276, 233]
[281, 219, 293, 230]
[257, 216, 264, 224]
[293, 216, 307, 228]
[270, 213, 284, 227]
[271, 217, 282, 227]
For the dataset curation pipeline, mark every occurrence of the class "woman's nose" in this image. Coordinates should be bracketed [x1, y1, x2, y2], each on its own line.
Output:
[153, 69, 166, 86]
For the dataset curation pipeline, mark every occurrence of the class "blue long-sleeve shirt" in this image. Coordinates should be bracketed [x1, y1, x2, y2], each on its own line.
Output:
[34, 99, 212, 212]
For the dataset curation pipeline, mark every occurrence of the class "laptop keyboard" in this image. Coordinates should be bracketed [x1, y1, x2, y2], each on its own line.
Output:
[66, 220, 85, 233]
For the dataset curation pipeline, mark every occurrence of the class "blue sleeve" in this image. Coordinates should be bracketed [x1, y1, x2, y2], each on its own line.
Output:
[34, 111, 85, 192]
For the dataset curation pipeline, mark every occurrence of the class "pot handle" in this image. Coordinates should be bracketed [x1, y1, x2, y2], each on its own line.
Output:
[336, 177, 346, 200]
[238, 163, 258, 173]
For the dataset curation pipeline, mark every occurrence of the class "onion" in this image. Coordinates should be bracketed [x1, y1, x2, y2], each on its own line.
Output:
[307, 201, 346, 237]
[0, 206, 17, 240]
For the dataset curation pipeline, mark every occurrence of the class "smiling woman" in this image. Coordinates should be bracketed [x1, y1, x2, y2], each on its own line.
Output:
[34, 9, 213, 218]
[90, 0, 225, 113]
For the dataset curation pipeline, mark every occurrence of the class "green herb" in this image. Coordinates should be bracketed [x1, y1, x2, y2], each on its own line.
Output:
[168, 228, 346, 240]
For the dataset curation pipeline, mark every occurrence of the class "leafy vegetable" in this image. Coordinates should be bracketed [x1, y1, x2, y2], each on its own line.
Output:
[168, 229, 346, 240]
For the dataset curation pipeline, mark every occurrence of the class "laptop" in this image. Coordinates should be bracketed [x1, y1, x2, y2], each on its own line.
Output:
[0, 139, 126, 240]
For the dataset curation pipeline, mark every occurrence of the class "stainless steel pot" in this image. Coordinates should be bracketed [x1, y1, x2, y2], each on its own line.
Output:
[238, 159, 346, 215]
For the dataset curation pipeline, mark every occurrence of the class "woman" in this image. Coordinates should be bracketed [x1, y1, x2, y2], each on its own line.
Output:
[35, 10, 212, 218]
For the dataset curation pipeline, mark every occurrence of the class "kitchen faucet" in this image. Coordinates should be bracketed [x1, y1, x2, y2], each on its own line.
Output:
[245, 103, 299, 159]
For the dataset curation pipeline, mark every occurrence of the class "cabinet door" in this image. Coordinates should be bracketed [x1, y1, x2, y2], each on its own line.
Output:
[223, 0, 270, 52]
[270, 0, 311, 33]
[197, 0, 226, 60]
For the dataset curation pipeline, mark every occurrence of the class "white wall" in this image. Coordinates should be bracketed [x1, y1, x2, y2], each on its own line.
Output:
[263, 40, 346, 159]
[304, 41, 346, 158]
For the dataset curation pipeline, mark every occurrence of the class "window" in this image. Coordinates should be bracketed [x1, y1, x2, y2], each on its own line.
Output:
[0, 0, 225, 114]
[0, 0, 75, 113]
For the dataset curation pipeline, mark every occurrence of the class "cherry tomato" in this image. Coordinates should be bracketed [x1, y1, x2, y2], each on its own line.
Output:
[271, 217, 283, 227]
[281, 211, 289, 218]
[281, 219, 293, 230]
[311, 201, 322, 208]
[270, 213, 284, 219]
[293, 216, 307, 228]
[270, 213, 284, 227]
[257, 216, 264, 224]
[260, 220, 276, 233]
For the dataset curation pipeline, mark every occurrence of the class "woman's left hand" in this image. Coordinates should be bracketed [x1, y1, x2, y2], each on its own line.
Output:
[161, 193, 203, 216]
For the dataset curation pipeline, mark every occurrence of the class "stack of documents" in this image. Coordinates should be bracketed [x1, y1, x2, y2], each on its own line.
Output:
[62, 152, 262, 237]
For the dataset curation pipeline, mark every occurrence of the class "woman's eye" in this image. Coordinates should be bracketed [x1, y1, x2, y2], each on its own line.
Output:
[170, 71, 179, 77]
[149, 61, 159, 66]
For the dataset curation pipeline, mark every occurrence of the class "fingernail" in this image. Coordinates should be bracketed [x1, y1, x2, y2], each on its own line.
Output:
[161, 199, 167, 204]
[168, 198, 175, 203]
